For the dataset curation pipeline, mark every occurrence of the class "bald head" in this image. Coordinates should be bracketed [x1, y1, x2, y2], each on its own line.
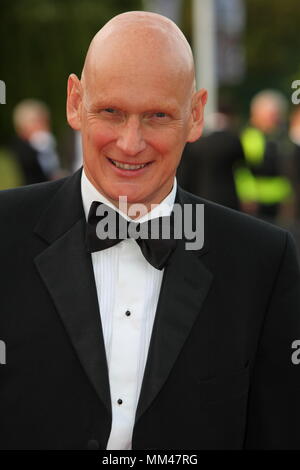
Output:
[81, 11, 195, 97]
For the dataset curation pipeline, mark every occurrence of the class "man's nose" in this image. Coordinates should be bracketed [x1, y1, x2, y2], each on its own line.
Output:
[116, 117, 146, 156]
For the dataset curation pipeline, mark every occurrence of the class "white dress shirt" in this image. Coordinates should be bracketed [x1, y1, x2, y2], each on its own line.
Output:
[81, 169, 177, 450]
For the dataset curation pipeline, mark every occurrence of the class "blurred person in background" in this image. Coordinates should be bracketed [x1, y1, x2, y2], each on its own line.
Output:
[289, 105, 300, 218]
[237, 90, 294, 223]
[61, 128, 84, 173]
[177, 105, 244, 211]
[288, 105, 300, 257]
[11, 99, 64, 185]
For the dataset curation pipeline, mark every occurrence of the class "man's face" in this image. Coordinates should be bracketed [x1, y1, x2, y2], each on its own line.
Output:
[69, 44, 205, 208]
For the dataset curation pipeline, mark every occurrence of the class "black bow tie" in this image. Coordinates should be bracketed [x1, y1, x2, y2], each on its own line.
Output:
[86, 201, 177, 270]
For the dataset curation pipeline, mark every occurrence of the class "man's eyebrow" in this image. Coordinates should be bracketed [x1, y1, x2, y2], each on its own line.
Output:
[143, 105, 178, 114]
[89, 100, 120, 109]
[88, 99, 179, 115]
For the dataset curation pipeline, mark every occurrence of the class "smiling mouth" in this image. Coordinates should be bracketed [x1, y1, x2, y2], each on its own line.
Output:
[108, 158, 151, 170]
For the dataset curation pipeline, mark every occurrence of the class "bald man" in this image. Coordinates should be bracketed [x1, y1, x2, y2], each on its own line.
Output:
[0, 12, 300, 450]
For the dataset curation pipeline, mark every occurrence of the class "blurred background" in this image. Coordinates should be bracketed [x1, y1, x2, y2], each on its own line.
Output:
[1, 0, 300, 251]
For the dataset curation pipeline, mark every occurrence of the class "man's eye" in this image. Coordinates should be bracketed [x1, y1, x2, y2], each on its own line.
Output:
[154, 112, 167, 118]
[99, 108, 123, 120]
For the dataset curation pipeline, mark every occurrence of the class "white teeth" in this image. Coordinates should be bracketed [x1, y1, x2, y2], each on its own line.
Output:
[111, 160, 147, 170]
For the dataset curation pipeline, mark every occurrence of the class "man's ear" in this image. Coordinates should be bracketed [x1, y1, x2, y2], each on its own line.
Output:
[66, 74, 82, 130]
[187, 88, 208, 143]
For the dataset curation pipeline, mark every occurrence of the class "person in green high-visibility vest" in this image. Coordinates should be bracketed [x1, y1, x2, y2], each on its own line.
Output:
[235, 90, 294, 222]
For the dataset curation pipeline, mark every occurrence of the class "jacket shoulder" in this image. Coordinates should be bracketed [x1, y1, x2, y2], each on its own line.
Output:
[179, 187, 290, 254]
[0, 177, 68, 224]
[0, 178, 67, 207]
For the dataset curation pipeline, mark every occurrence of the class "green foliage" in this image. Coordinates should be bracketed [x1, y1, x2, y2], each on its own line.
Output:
[0, 0, 143, 147]
[0, 148, 24, 189]
[225, 0, 300, 115]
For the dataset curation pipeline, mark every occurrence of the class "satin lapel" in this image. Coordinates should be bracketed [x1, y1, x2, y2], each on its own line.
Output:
[135, 189, 213, 423]
[34, 170, 111, 414]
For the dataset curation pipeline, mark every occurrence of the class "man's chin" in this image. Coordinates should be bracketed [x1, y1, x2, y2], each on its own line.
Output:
[105, 183, 148, 203]
[110, 192, 149, 206]
[103, 189, 155, 216]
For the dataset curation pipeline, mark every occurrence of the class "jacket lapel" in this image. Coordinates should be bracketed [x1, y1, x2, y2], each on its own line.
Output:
[135, 188, 213, 423]
[34, 169, 111, 414]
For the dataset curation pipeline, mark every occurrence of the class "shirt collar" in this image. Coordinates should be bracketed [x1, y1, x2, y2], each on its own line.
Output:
[81, 168, 177, 222]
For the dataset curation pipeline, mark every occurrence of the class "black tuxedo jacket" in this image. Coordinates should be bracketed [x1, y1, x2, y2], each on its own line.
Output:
[0, 169, 300, 450]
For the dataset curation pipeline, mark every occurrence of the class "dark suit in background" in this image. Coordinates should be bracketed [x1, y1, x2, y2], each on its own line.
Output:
[0, 169, 300, 449]
[11, 136, 48, 185]
[177, 130, 244, 210]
